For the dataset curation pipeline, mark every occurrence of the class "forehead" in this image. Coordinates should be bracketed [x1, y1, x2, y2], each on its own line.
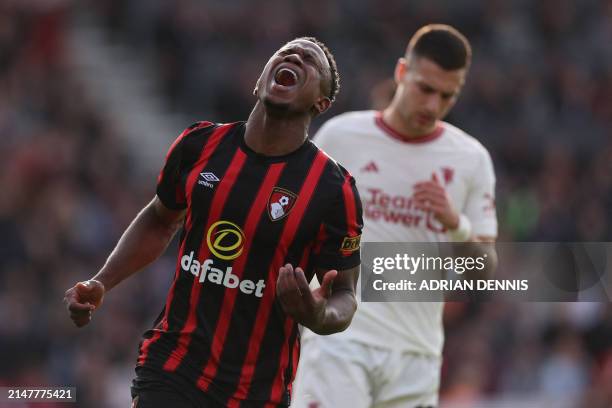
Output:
[409, 57, 466, 93]
[278, 40, 329, 67]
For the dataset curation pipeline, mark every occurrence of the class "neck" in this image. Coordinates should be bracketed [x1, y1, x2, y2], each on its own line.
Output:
[382, 105, 436, 139]
[244, 101, 311, 156]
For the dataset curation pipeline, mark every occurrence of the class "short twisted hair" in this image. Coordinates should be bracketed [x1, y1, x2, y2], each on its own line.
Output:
[296, 36, 340, 102]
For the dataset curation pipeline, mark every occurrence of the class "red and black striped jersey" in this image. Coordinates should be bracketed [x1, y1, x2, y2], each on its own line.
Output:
[134, 121, 363, 407]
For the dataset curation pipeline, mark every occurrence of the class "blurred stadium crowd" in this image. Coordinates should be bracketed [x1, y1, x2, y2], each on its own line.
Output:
[0, 0, 611, 407]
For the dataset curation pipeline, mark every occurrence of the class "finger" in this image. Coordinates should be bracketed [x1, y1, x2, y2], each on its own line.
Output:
[68, 301, 95, 313]
[70, 309, 92, 325]
[413, 193, 437, 207]
[414, 199, 448, 210]
[413, 190, 445, 203]
[293, 267, 312, 300]
[429, 205, 447, 218]
[73, 314, 91, 327]
[70, 310, 91, 320]
[413, 181, 434, 190]
[277, 264, 301, 297]
[319, 270, 338, 298]
[413, 183, 444, 195]
[76, 281, 95, 293]
[276, 265, 290, 294]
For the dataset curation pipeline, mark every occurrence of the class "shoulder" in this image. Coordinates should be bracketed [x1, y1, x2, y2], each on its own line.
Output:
[172, 121, 238, 152]
[314, 110, 378, 153]
[440, 121, 492, 160]
[317, 110, 377, 134]
[313, 145, 356, 193]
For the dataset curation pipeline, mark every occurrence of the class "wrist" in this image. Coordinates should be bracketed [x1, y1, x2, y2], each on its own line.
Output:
[305, 305, 328, 334]
[448, 213, 472, 242]
[446, 212, 460, 230]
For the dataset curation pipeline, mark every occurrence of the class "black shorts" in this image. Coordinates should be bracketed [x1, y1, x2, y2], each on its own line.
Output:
[131, 388, 195, 408]
[131, 367, 225, 408]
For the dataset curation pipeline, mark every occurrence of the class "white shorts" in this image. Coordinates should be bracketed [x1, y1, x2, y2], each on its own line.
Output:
[291, 335, 440, 408]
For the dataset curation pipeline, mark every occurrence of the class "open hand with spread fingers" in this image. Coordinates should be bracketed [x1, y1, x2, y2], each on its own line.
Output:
[276, 263, 337, 330]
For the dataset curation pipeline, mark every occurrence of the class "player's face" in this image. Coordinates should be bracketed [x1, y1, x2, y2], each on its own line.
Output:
[255, 39, 331, 116]
[393, 56, 466, 135]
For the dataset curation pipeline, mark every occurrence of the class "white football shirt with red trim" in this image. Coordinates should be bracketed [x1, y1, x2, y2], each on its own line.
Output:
[310, 110, 497, 356]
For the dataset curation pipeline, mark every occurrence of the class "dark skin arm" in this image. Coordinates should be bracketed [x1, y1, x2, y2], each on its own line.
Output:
[63, 196, 185, 327]
[276, 264, 359, 335]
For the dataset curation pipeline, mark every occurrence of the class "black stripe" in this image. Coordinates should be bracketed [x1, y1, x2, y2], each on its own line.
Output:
[143, 124, 237, 372]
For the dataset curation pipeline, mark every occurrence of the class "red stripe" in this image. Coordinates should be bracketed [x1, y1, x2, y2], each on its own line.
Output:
[267, 318, 295, 404]
[340, 174, 360, 256]
[290, 336, 299, 393]
[157, 121, 213, 185]
[298, 242, 312, 271]
[137, 239, 186, 365]
[196, 163, 286, 390]
[138, 123, 226, 366]
[342, 174, 359, 237]
[163, 147, 248, 372]
[231, 151, 329, 402]
[311, 223, 326, 257]
[184, 124, 234, 229]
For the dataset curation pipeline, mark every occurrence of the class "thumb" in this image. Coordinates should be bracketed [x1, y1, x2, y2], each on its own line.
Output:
[76, 280, 105, 307]
[76, 281, 95, 293]
[431, 172, 440, 184]
[319, 270, 338, 298]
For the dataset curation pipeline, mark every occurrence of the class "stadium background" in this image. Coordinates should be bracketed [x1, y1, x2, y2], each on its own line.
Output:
[1, 0, 611, 407]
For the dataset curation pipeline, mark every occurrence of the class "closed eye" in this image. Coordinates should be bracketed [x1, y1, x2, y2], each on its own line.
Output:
[418, 83, 435, 94]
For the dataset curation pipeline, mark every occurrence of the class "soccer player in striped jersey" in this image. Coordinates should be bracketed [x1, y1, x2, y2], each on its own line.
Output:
[64, 37, 363, 408]
[292, 25, 498, 408]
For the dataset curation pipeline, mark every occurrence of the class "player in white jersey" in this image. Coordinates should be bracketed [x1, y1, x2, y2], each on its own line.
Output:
[292, 25, 498, 408]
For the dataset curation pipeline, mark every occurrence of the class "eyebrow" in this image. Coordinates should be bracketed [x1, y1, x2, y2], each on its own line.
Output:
[417, 80, 458, 98]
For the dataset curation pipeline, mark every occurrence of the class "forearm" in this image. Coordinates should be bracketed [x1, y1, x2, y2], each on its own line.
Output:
[93, 199, 182, 291]
[308, 290, 357, 335]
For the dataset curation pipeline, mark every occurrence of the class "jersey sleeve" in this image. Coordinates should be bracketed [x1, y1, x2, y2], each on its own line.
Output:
[463, 148, 498, 237]
[156, 122, 212, 210]
[312, 171, 364, 271]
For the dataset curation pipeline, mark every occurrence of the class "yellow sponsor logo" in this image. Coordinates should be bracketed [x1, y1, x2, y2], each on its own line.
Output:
[206, 220, 246, 260]
[340, 235, 361, 252]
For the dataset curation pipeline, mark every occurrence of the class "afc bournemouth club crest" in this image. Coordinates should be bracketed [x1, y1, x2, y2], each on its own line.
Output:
[268, 187, 297, 221]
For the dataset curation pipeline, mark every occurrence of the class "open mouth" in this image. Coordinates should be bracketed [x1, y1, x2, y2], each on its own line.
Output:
[274, 67, 298, 87]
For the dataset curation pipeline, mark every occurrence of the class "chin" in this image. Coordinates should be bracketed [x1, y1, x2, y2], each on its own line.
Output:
[262, 96, 302, 117]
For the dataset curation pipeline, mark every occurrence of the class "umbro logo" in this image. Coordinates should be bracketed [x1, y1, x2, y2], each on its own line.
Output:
[361, 161, 379, 173]
[198, 172, 219, 188]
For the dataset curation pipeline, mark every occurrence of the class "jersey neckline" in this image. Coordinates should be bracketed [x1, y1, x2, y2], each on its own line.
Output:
[237, 122, 314, 163]
[374, 111, 444, 144]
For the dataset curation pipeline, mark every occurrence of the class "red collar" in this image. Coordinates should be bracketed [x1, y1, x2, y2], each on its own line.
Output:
[374, 111, 444, 144]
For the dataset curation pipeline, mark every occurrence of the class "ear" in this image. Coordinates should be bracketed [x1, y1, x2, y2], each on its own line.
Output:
[313, 96, 331, 115]
[253, 76, 262, 97]
[394, 57, 407, 84]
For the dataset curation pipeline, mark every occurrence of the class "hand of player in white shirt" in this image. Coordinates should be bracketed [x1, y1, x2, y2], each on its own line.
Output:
[413, 172, 460, 230]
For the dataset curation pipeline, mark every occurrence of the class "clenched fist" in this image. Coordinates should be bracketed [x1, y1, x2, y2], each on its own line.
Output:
[63, 280, 105, 327]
